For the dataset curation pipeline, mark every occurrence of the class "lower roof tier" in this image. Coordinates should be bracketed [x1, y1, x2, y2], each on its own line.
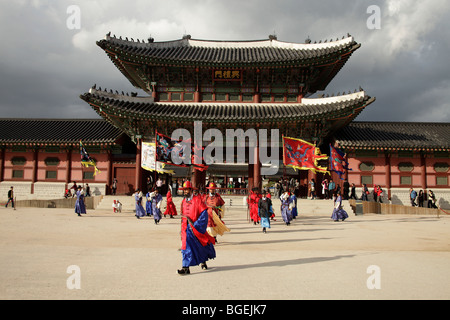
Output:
[0, 118, 448, 153]
[80, 88, 375, 124]
[335, 122, 450, 152]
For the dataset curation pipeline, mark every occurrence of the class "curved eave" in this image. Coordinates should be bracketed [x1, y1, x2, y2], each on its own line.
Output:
[97, 39, 360, 69]
[80, 91, 374, 126]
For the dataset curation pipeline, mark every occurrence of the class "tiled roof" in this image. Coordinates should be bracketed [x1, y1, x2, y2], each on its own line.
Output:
[0, 119, 123, 146]
[335, 122, 450, 151]
[80, 88, 374, 124]
[97, 35, 360, 67]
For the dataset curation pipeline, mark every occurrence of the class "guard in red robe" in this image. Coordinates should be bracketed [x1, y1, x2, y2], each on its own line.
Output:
[248, 188, 262, 224]
[163, 188, 177, 218]
[178, 181, 216, 275]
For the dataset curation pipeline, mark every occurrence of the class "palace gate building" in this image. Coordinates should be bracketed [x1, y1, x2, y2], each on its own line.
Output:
[0, 33, 449, 208]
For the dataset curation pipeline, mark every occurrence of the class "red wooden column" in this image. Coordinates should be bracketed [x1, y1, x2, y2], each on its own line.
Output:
[191, 168, 205, 190]
[65, 147, 72, 188]
[31, 147, 38, 194]
[420, 153, 427, 191]
[107, 149, 113, 194]
[135, 139, 142, 191]
[385, 152, 392, 200]
[0, 147, 4, 182]
[253, 141, 261, 191]
[248, 163, 254, 192]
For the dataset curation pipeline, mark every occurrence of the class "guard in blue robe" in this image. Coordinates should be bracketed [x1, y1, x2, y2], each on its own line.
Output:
[290, 192, 298, 219]
[331, 194, 349, 222]
[145, 191, 154, 216]
[280, 191, 294, 225]
[178, 181, 216, 275]
[75, 186, 86, 216]
[151, 189, 163, 224]
[134, 190, 146, 219]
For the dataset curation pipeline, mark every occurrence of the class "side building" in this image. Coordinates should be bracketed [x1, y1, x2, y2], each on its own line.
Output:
[0, 118, 449, 209]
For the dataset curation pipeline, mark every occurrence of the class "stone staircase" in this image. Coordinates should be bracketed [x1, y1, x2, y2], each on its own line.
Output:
[95, 194, 353, 215]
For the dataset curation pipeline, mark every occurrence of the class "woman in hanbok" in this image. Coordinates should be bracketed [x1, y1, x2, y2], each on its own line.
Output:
[145, 190, 154, 216]
[75, 186, 86, 216]
[280, 190, 293, 225]
[134, 189, 146, 219]
[151, 188, 163, 224]
[163, 187, 177, 218]
[331, 191, 349, 222]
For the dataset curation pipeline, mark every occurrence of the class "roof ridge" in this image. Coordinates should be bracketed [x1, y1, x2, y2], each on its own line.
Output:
[102, 32, 356, 50]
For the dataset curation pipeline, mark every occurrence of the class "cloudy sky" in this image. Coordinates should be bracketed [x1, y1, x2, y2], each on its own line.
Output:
[1, 0, 449, 122]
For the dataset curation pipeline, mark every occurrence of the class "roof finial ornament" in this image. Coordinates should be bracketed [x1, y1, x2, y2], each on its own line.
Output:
[148, 35, 154, 43]
[269, 32, 277, 41]
[305, 36, 311, 44]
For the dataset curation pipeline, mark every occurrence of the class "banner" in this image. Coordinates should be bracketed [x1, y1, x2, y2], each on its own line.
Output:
[141, 142, 174, 174]
[155, 131, 208, 171]
[329, 144, 352, 179]
[80, 140, 100, 176]
[282, 136, 329, 174]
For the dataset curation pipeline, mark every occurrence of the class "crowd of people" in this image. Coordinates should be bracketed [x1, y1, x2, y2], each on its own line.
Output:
[65, 173, 443, 275]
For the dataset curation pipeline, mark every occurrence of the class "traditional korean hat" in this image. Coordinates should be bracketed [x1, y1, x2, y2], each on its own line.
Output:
[179, 180, 197, 190]
[205, 182, 217, 190]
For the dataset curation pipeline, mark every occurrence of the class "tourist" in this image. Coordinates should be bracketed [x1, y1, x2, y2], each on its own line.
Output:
[410, 188, 417, 207]
[328, 180, 336, 199]
[428, 190, 437, 209]
[331, 191, 348, 222]
[112, 178, 117, 195]
[145, 189, 154, 216]
[156, 177, 163, 188]
[75, 186, 86, 216]
[134, 188, 146, 219]
[258, 190, 272, 233]
[376, 186, 384, 203]
[5, 186, 15, 209]
[309, 179, 316, 200]
[84, 183, 91, 197]
[372, 185, 378, 202]
[70, 181, 77, 197]
[151, 188, 163, 224]
[361, 184, 369, 201]
[343, 179, 350, 200]
[177, 181, 216, 275]
[322, 179, 329, 199]
[350, 183, 357, 200]
[280, 190, 294, 226]
[418, 190, 424, 207]
[163, 187, 177, 218]
[205, 182, 229, 240]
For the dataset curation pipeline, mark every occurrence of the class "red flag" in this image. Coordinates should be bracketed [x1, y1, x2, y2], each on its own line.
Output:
[282, 136, 329, 174]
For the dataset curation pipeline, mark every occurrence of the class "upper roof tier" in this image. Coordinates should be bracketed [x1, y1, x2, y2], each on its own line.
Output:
[97, 33, 360, 68]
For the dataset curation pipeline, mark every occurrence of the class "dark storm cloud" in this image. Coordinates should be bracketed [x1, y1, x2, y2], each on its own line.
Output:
[0, 0, 449, 122]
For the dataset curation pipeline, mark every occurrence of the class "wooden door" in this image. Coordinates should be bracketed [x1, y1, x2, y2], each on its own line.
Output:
[114, 167, 135, 195]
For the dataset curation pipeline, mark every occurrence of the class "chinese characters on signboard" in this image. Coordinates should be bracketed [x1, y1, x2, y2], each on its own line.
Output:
[213, 70, 242, 81]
